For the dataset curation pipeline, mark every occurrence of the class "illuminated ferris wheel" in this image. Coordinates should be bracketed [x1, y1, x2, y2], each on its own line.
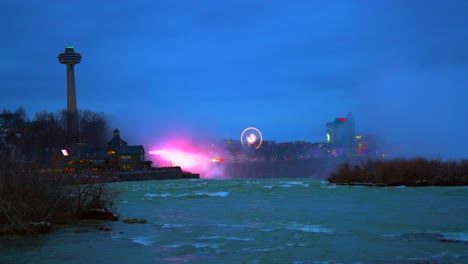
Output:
[240, 127, 263, 149]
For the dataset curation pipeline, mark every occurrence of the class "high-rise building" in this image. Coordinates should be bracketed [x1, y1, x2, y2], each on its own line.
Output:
[58, 46, 82, 136]
[325, 113, 356, 152]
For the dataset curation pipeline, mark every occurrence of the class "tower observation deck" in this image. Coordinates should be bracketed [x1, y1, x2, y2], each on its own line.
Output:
[58, 46, 81, 113]
[58, 46, 81, 137]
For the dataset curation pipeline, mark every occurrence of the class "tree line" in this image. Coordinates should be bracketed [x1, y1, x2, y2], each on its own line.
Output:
[1, 107, 109, 162]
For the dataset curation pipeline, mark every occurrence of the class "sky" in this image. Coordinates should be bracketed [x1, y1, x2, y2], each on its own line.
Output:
[1, 0, 467, 159]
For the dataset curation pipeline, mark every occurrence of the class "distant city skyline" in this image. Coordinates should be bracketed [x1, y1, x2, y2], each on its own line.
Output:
[1, 0, 467, 159]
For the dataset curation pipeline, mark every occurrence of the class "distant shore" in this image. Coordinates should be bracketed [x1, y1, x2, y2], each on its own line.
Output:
[327, 158, 467, 187]
[115, 166, 199, 181]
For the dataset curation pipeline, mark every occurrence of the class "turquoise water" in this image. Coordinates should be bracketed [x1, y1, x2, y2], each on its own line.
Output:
[1, 178, 467, 263]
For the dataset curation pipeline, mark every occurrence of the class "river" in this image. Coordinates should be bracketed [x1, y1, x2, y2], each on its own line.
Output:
[1, 178, 467, 263]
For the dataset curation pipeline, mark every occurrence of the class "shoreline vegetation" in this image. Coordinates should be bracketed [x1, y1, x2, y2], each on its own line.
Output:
[0, 169, 120, 237]
[327, 157, 468, 187]
[0, 168, 197, 237]
[0, 167, 197, 237]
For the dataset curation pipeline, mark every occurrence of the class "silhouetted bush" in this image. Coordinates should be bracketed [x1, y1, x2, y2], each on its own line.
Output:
[0, 168, 119, 236]
[328, 158, 468, 186]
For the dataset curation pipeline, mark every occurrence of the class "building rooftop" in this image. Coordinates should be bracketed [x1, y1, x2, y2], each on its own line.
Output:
[106, 129, 145, 155]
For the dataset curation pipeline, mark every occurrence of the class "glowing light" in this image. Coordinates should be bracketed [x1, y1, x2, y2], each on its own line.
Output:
[326, 133, 331, 143]
[337, 117, 347, 122]
[148, 139, 226, 179]
[149, 150, 167, 155]
[61, 149, 69, 156]
[211, 157, 226, 163]
[246, 133, 256, 144]
[150, 148, 202, 168]
[240, 127, 263, 149]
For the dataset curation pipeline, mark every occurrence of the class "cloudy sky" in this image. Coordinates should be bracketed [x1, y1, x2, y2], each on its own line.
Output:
[1, 0, 467, 158]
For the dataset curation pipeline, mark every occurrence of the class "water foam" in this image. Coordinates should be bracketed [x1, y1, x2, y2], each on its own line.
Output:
[131, 236, 154, 246]
[164, 242, 222, 250]
[199, 236, 253, 241]
[440, 232, 468, 243]
[144, 193, 171, 198]
[177, 191, 229, 198]
[143, 191, 229, 199]
[279, 181, 308, 188]
[325, 184, 337, 189]
[207, 191, 229, 197]
[287, 223, 334, 234]
[161, 223, 189, 228]
[281, 181, 305, 185]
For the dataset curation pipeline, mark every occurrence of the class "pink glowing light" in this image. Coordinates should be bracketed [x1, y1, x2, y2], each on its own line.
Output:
[148, 150, 167, 155]
[148, 139, 225, 179]
[150, 148, 205, 168]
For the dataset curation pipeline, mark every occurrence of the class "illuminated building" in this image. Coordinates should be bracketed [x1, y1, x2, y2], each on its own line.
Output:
[58, 46, 81, 136]
[357, 134, 379, 155]
[356, 135, 365, 154]
[105, 129, 151, 170]
[325, 113, 356, 152]
[61, 129, 152, 172]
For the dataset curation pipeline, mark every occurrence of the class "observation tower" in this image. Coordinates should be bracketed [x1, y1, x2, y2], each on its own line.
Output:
[58, 46, 81, 113]
[58, 46, 81, 136]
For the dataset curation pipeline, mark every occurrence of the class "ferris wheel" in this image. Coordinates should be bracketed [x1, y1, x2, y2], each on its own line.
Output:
[240, 127, 263, 149]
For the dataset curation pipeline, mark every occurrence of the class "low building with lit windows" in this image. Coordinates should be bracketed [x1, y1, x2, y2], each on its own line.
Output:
[105, 129, 151, 170]
[60, 129, 152, 171]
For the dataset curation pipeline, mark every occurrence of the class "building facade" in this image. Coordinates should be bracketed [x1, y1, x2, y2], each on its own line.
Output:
[105, 129, 151, 170]
[325, 113, 356, 152]
[62, 129, 152, 171]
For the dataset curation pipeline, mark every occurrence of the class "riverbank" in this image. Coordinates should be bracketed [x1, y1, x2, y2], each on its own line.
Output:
[327, 158, 468, 186]
[0, 166, 198, 237]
